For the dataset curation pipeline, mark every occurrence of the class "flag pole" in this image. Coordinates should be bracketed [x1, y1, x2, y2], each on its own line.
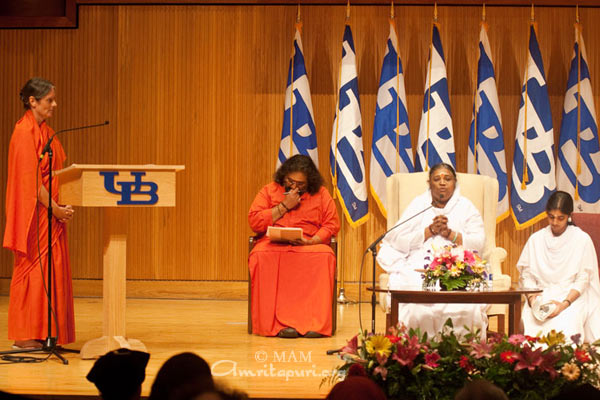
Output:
[472, 5, 488, 173]
[392, 1, 401, 173]
[522, 6, 534, 190]
[425, 3, 437, 171]
[575, 8, 582, 201]
[335, 0, 355, 305]
[289, 6, 301, 158]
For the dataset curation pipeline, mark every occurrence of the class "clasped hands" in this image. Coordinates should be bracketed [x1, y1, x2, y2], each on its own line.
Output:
[53, 204, 74, 223]
[428, 215, 452, 239]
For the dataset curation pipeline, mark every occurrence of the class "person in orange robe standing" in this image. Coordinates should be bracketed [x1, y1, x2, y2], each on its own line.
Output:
[3, 78, 75, 349]
[248, 154, 340, 338]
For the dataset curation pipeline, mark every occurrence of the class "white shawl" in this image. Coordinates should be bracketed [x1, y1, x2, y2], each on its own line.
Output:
[378, 186, 485, 289]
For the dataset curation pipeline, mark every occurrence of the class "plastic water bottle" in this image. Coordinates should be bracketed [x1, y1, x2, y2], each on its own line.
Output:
[487, 266, 494, 292]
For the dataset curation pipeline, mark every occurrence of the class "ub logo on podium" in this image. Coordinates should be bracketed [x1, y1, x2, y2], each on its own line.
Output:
[100, 171, 159, 205]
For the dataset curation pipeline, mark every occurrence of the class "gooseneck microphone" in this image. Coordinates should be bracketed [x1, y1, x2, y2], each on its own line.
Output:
[40, 120, 109, 160]
[367, 204, 434, 252]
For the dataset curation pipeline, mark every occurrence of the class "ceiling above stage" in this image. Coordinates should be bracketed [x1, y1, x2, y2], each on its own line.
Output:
[2, 0, 600, 29]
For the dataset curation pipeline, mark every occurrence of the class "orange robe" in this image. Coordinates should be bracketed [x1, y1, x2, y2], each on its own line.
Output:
[3, 110, 75, 344]
[248, 182, 340, 336]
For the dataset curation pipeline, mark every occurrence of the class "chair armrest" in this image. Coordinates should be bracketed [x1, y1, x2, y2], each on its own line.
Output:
[330, 236, 337, 256]
[248, 235, 262, 253]
[488, 247, 511, 291]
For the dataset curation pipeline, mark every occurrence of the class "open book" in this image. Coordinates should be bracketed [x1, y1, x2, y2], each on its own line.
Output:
[266, 226, 303, 242]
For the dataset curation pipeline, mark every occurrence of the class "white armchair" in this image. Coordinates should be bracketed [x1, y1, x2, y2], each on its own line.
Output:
[378, 172, 511, 331]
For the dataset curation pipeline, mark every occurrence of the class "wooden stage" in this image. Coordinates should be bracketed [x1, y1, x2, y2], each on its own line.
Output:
[0, 296, 386, 399]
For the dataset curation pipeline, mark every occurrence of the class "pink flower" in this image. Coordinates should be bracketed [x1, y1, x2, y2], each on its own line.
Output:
[341, 335, 358, 355]
[487, 332, 504, 344]
[514, 344, 544, 373]
[575, 349, 591, 363]
[500, 351, 518, 364]
[508, 334, 527, 346]
[373, 353, 389, 380]
[463, 250, 475, 264]
[539, 351, 560, 380]
[469, 340, 494, 359]
[424, 352, 441, 368]
[392, 335, 421, 367]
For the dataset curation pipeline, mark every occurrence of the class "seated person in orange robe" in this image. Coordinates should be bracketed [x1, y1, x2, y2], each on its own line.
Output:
[3, 78, 75, 349]
[248, 155, 340, 338]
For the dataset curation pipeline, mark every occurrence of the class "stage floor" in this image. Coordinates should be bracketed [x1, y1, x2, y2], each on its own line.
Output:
[0, 296, 386, 399]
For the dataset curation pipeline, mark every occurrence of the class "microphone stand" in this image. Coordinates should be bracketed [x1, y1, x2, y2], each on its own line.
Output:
[366, 205, 433, 333]
[0, 121, 108, 364]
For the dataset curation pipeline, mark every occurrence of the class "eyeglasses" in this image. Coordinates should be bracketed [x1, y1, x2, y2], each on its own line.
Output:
[284, 177, 307, 189]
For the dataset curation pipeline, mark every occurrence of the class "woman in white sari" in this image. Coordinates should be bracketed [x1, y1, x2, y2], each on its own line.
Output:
[377, 164, 487, 337]
[518, 191, 600, 342]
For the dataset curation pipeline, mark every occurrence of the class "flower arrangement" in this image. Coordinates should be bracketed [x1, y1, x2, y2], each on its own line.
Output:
[423, 245, 488, 291]
[326, 320, 600, 400]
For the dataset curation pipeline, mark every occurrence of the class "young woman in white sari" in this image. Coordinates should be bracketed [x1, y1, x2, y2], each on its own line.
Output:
[377, 163, 487, 337]
[518, 191, 600, 342]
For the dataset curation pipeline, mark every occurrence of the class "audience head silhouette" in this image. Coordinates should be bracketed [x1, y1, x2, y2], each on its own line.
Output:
[325, 364, 387, 400]
[454, 379, 508, 400]
[86, 348, 150, 400]
[149, 352, 214, 400]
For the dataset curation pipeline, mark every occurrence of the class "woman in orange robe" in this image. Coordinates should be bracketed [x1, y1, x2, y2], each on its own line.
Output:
[3, 78, 75, 349]
[248, 155, 340, 338]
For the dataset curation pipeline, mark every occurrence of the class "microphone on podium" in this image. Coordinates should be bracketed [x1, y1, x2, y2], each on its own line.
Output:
[40, 120, 110, 160]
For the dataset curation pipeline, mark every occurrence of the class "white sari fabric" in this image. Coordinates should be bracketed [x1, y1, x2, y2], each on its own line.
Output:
[377, 186, 487, 338]
[518, 225, 600, 342]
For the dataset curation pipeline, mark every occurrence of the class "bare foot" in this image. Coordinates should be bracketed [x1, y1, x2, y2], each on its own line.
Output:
[13, 339, 43, 349]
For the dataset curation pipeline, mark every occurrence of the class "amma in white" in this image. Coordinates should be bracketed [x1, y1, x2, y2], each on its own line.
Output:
[377, 186, 488, 338]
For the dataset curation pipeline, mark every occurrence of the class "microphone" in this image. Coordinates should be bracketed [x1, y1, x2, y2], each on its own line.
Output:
[367, 204, 434, 252]
[359, 202, 434, 335]
[40, 120, 109, 160]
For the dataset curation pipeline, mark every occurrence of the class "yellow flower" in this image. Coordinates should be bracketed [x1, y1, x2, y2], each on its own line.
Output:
[449, 265, 461, 277]
[540, 330, 566, 346]
[455, 261, 465, 270]
[472, 264, 485, 274]
[365, 335, 392, 357]
[561, 363, 581, 381]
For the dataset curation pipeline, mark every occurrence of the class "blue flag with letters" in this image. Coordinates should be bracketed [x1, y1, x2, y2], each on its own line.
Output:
[330, 24, 369, 227]
[370, 19, 414, 218]
[468, 23, 509, 222]
[277, 22, 319, 168]
[416, 23, 455, 171]
[510, 24, 556, 229]
[557, 24, 600, 213]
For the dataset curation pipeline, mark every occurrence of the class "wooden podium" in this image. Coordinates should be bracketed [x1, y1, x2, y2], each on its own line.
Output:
[56, 164, 185, 359]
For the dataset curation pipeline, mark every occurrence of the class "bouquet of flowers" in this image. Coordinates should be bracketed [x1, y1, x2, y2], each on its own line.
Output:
[423, 245, 488, 291]
[326, 321, 600, 400]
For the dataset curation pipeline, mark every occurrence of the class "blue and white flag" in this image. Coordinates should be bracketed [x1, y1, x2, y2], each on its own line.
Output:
[557, 24, 600, 213]
[510, 24, 556, 229]
[330, 24, 369, 227]
[416, 23, 455, 171]
[277, 22, 318, 168]
[468, 23, 509, 222]
[370, 19, 414, 218]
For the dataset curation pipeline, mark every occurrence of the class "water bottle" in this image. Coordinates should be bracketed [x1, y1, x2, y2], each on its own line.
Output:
[487, 265, 494, 292]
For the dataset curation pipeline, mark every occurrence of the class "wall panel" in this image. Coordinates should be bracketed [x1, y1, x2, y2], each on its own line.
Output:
[0, 4, 597, 294]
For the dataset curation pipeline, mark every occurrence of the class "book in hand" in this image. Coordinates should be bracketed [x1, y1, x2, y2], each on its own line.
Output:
[266, 226, 303, 242]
